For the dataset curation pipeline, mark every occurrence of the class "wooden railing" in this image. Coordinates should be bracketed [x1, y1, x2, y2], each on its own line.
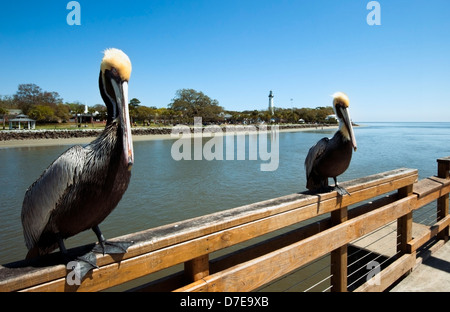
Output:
[1, 157, 449, 292]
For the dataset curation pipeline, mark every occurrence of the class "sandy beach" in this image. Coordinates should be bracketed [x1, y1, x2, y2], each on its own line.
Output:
[0, 133, 175, 149]
[0, 125, 338, 149]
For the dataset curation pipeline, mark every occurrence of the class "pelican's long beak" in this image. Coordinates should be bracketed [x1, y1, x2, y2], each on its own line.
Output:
[339, 106, 357, 151]
[111, 79, 134, 169]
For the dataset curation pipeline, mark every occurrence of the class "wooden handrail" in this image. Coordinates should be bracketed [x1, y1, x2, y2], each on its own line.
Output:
[0, 158, 448, 292]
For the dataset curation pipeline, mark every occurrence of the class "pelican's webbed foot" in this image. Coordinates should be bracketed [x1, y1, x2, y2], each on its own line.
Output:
[92, 240, 134, 254]
[333, 178, 350, 196]
[333, 185, 350, 196]
[91, 225, 133, 255]
[59, 237, 98, 282]
[72, 252, 98, 280]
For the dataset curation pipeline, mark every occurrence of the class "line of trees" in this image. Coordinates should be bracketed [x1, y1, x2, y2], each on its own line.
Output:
[224, 107, 336, 125]
[1, 84, 336, 126]
[0, 83, 108, 124]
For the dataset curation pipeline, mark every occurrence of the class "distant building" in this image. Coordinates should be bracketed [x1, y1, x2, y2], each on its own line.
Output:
[7, 109, 22, 115]
[9, 114, 36, 130]
[326, 114, 337, 122]
[268, 90, 274, 115]
[218, 112, 232, 122]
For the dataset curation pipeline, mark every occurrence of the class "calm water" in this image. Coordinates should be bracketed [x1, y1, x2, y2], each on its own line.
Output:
[0, 122, 449, 266]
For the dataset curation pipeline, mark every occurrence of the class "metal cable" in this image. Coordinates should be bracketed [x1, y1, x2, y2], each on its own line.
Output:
[283, 261, 331, 292]
[303, 275, 333, 292]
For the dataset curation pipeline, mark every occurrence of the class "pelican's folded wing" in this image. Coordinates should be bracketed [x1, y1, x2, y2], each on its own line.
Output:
[304, 137, 329, 180]
[21, 145, 86, 250]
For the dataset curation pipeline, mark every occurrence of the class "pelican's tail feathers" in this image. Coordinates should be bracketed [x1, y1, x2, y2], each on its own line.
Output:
[25, 246, 40, 260]
[306, 172, 328, 192]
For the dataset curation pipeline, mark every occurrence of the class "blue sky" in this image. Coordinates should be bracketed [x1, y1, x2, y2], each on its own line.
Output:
[1, 0, 449, 121]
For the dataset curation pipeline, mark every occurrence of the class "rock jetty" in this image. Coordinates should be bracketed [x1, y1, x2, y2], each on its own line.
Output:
[0, 124, 336, 141]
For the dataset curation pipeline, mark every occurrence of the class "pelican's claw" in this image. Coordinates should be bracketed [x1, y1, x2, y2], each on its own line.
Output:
[333, 185, 350, 196]
[92, 240, 134, 255]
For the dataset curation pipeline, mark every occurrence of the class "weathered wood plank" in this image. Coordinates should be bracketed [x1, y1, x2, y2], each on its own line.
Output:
[330, 207, 348, 292]
[397, 212, 413, 255]
[398, 185, 414, 255]
[437, 159, 450, 241]
[407, 215, 450, 253]
[437, 157, 450, 179]
[184, 255, 209, 282]
[414, 180, 450, 210]
[413, 176, 450, 198]
[175, 196, 416, 292]
[437, 194, 449, 241]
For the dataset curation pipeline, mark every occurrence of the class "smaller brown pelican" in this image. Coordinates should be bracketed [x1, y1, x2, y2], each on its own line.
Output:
[21, 48, 134, 277]
[305, 92, 357, 195]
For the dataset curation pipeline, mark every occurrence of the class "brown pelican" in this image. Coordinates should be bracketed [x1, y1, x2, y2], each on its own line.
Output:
[305, 92, 357, 195]
[21, 48, 134, 273]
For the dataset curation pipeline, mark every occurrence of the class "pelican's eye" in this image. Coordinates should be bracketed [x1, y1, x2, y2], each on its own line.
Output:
[110, 67, 119, 78]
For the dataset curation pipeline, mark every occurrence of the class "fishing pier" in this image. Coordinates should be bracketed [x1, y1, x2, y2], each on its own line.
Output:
[1, 157, 449, 292]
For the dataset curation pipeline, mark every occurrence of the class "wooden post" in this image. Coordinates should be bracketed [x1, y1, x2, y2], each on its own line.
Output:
[397, 185, 413, 256]
[330, 207, 348, 292]
[437, 157, 450, 242]
[184, 255, 209, 282]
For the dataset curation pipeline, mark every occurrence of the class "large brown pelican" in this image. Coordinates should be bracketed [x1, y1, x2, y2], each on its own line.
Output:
[305, 92, 357, 195]
[21, 48, 134, 273]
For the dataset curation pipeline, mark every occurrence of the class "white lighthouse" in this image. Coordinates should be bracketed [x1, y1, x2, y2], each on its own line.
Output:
[268, 90, 274, 115]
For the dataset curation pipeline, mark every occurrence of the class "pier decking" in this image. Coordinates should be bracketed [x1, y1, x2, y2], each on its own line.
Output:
[0, 157, 449, 292]
[390, 239, 450, 291]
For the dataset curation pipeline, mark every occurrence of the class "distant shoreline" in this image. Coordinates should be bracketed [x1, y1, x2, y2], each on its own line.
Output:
[0, 124, 338, 149]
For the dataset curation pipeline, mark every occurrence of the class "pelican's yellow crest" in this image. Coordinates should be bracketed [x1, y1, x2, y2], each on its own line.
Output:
[101, 48, 132, 81]
[332, 92, 350, 108]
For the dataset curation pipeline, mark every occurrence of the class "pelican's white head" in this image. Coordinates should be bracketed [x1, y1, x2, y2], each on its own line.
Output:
[99, 48, 134, 169]
[101, 48, 132, 82]
[332, 92, 357, 151]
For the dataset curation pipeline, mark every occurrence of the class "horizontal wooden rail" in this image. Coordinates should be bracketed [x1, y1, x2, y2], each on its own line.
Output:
[1, 157, 449, 292]
[175, 196, 416, 292]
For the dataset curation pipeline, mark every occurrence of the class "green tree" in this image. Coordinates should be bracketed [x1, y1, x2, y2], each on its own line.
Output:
[157, 107, 173, 125]
[0, 95, 16, 109]
[92, 104, 107, 121]
[129, 98, 141, 108]
[128, 98, 141, 125]
[168, 89, 223, 123]
[40, 91, 63, 108]
[297, 108, 316, 123]
[0, 106, 7, 129]
[87, 106, 98, 126]
[54, 103, 71, 122]
[14, 84, 42, 115]
[13, 84, 63, 115]
[167, 108, 182, 125]
[315, 106, 333, 123]
[66, 102, 85, 126]
[135, 106, 155, 125]
[28, 105, 55, 123]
